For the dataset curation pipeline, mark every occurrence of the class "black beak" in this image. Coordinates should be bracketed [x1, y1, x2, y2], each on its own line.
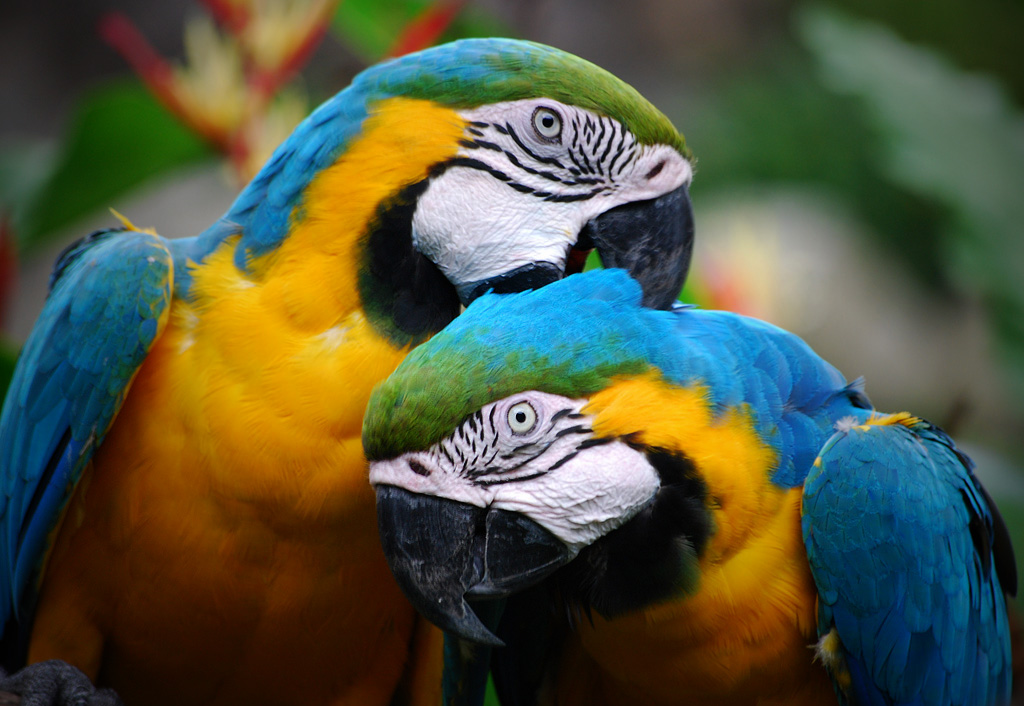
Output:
[455, 184, 695, 308]
[375, 485, 572, 646]
[581, 183, 694, 310]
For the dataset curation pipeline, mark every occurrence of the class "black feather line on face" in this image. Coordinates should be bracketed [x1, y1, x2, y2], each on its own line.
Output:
[548, 446, 711, 619]
[597, 120, 618, 167]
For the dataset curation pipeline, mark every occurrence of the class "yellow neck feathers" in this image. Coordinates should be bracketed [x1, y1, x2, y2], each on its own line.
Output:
[584, 371, 784, 563]
[231, 97, 466, 334]
[153, 99, 467, 510]
[576, 373, 832, 705]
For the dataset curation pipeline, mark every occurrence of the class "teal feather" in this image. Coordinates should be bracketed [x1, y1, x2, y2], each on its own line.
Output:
[805, 418, 1013, 705]
[0, 230, 172, 645]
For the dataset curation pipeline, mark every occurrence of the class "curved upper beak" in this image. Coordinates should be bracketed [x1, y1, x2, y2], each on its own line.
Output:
[375, 485, 572, 646]
[579, 183, 694, 309]
[456, 184, 694, 308]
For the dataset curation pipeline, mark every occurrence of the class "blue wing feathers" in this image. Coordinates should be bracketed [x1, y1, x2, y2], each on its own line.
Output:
[14, 435, 83, 601]
[0, 229, 173, 635]
[803, 418, 1013, 705]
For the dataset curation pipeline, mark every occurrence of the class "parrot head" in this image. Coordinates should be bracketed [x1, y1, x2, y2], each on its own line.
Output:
[218, 38, 695, 342]
[363, 270, 711, 645]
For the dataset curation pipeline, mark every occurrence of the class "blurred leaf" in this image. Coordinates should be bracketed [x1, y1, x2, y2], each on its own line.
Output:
[687, 55, 875, 187]
[441, 6, 510, 43]
[332, 0, 508, 62]
[683, 51, 949, 288]
[484, 674, 500, 706]
[799, 4, 1024, 396]
[823, 0, 1024, 107]
[0, 139, 58, 224]
[15, 79, 213, 251]
[0, 338, 17, 403]
[387, 0, 469, 57]
[333, 0, 427, 59]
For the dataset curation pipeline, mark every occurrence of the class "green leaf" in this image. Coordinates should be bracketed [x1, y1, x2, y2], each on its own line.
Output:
[0, 337, 18, 403]
[332, 0, 509, 62]
[333, 0, 429, 60]
[484, 674, 500, 706]
[15, 79, 212, 251]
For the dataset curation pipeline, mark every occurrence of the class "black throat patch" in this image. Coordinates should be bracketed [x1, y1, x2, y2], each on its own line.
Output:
[357, 178, 461, 346]
[550, 446, 711, 620]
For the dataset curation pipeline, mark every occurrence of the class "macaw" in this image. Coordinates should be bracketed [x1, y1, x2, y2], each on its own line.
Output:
[0, 39, 696, 706]
[366, 269, 1017, 706]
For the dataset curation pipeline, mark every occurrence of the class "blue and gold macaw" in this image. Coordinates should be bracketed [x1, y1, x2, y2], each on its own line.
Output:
[366, 269, 1017, 706]
[0, 40, 696, 706]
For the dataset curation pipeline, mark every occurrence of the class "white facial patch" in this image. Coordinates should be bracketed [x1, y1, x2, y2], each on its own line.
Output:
[368, 391, 661, 556]
[412, 168, 576, 286]
[488, 440, 660, 556]
[410, 98, 692, 288]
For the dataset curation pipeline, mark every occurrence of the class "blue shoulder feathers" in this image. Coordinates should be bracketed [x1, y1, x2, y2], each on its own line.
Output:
[0, 229, 173, 635]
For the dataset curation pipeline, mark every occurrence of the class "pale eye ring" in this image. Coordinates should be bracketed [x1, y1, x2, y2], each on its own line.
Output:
[507, 401, 538, 434]
[532, 107, 562, 142]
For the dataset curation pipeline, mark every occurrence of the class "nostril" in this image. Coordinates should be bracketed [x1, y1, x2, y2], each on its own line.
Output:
[408, 459, 431, 477]
[644, 161, 665, 180]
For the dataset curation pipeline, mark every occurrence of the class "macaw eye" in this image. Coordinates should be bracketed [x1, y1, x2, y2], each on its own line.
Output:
[532, 107, 562, 142]
[507, 401, 538, 434]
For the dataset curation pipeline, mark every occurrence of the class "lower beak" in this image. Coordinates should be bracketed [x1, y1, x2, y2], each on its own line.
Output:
[375, 485, 571, 646]
[581, 183, 694, 309]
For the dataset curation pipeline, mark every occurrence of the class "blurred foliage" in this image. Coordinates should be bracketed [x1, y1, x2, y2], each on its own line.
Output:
[0, 0, 509, 260]
[825, 0, 1024, 106]
[685, 50, 951, 290]
[3, 81, 211, 252]
[332, 0, 507, 62]
[683, 3, 1024, 403]
[798, 5, 1024, 398]
[100, 1, 343, 185]
[0, 339, 15, 402]
[0, 143, 57, 235]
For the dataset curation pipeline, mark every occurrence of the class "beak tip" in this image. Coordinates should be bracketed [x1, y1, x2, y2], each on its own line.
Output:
[429, 596, 506, 647]
[375, 488, 570, 648]
[376, 486, 510, 646]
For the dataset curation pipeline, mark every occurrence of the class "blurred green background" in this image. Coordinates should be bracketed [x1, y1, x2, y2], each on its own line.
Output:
[1, 0, 1022, 572]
